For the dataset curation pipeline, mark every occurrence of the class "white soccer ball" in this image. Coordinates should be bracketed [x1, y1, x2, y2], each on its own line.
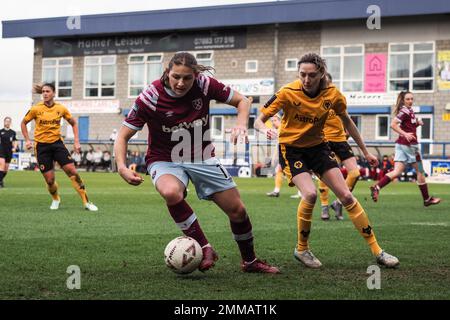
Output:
[164, 236, 203, 274]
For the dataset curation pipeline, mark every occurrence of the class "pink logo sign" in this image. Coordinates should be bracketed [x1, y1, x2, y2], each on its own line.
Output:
[365, 54, 387, 93]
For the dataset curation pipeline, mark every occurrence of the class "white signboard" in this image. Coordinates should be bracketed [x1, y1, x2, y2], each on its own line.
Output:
[223, 78, 274, 96]
[344, 93, 396, 106]
[65, 100, 120, 114]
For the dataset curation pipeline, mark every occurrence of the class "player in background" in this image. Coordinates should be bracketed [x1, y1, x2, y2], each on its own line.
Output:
[266, 114, 284, 197]
[266, 114, 303, 199]
[21, 83, 98, 211]
[319, 73, 360, 221]
[255, 53, 399, 269]
[0, 117, 18, 188]
[115, 52, 280, 274]
[370, 91, 441, 207]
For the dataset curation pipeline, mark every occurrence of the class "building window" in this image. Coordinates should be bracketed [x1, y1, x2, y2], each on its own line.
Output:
[42, 58, 73, 98]
[388, 42, 434, 92]
[376, 115, 390, 140]
[248, 115, 256, 138]
[350, 115, 362, 132]
[285, 58, 298, 71]
[84, 56, 116, 98]
[245, 60, 258, 73]
[211, 115, 224, 139]
[322, 45, 364, 92]
[128, 54, 163, 97]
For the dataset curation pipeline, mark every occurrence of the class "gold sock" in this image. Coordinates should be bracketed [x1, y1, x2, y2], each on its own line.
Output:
[297, 199, 315, 252]
[275, 170, 283, 190]
[70, 175, 89, 205]
[346, 169, 360, 192]
[47, 182, 60, 201]
[318, 180, 329, 206]
[345, 200, 382, 256]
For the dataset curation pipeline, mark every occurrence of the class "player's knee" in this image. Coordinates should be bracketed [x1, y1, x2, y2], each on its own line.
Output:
[302, 191, 317, 203]
[46, 178, 55, 186]
[339, 192, 354, 206]
[227, 203, 247, 222]
[159, 188, 184, 205]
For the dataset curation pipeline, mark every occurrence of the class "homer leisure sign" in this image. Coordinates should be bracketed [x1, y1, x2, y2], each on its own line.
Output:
[43, 30, 246, 57]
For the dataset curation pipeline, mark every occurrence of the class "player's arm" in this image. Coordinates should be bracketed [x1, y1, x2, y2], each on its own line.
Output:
[12, 132, 18, 152]
[67, 117, 81, 153]
[339, 111, 379, 167]
[114, 125, 144, 186]
[390, 117, 415, 142]
[21, 116, 33, 150]
[227, 92, 251, 144]
[254, 113, 278, 140]
[254, 92, 284, 140]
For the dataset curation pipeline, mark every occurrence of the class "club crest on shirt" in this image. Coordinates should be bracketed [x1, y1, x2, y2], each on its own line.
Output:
[322, 100, 332, 111]
[192, 98, 203, 110]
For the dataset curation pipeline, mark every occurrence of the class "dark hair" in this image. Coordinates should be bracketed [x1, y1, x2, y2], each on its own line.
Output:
[297, 53, 329, 89]
[393, 91, 413, 116]
[160, 52, 215, 87]
[33, 83, 56, 94]
[4, 116, 12, 122]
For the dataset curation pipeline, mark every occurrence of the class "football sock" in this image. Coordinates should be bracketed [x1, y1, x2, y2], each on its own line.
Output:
[275, 170, 283, 191]
[318, 180, 329, 206]
[346, 168, 360, 192]
[47, 181, 60, 201]
[0, 171, 4, 182]
[417, 182, 430, 201]
[377, 175, 391, 189]
[167, 200, 208, 247]
[345, 200, 382, 256]
[297, 199, 314, 252]
[69, 175, 89, 204]
[230, 215, 256, 263]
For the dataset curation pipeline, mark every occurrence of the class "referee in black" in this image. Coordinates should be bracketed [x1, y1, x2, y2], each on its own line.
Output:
[0, 117, 18, 188]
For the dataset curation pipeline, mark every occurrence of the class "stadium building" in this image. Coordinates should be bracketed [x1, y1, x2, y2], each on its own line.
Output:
[2, 0, 450, 167]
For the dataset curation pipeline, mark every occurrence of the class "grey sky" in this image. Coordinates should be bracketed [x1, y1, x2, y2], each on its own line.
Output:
[0, 0, 276, 101]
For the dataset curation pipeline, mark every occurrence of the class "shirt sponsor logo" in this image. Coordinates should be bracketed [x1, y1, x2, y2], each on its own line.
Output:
[162, 115, 209, 133]
[39, 119, 61, 125]
[294, 114, 319, 124]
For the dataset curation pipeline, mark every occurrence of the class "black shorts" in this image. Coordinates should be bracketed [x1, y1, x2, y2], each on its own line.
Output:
[327, 141, 355, 162]
[279, 142, 339, 185]
[0, 145, 13, 163]
[35, 140, 73, 173]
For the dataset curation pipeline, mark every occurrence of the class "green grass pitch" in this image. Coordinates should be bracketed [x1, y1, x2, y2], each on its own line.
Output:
[0, 170, 449, 300]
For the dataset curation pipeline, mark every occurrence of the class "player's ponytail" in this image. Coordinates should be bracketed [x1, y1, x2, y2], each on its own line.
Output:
[33, 83, 55, 94]
[160, 52, 215, 87]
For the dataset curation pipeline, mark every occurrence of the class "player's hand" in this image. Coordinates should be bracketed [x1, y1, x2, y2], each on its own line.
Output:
[118, 167, 144, 186]
[266, 128, 278, 140]
[365, 152, 379, 167]
[25, 140, 33, 150]
[230, 125, 249, 144]
[403, 132, 415, 142]
[74, 142, 81, 154]
[417, 119, 424, 126]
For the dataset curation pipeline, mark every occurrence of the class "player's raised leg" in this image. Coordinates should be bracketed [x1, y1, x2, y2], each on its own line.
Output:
[155, 173, 216, 271]
[291, 172, 322, 268]
[322, 167, 399, 268]
[42, 170, 60, 210]
[62, 163, 98, 211]
[213, 188, 280, 274]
